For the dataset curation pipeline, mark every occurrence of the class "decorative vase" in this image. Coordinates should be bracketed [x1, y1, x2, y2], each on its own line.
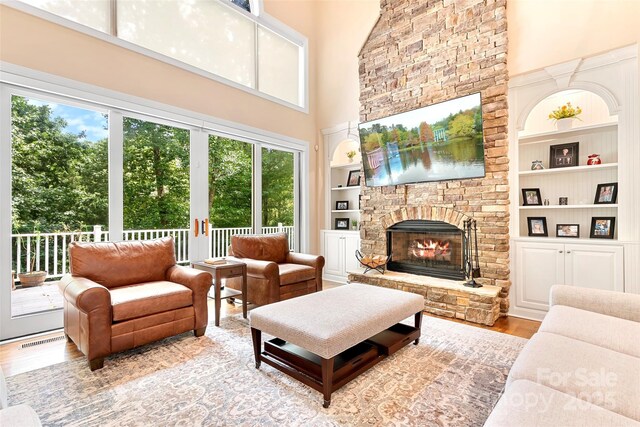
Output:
[531, 160, 544, 170]
[587, 154, 602, 165]
[18, 271, 47, 288]
[348, 157, 354, 163]
[556, 118, 574, 131]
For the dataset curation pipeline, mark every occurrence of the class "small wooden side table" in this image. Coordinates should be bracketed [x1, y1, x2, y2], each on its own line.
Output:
[191, 260, 247, 327]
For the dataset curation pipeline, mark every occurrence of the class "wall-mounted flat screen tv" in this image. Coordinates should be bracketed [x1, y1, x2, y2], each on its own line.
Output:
[358, 92, 485, 187]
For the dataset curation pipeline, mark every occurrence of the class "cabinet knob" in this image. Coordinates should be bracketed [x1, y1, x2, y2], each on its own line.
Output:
[566, 251, 571, 254]
[559, 250, 563, 254]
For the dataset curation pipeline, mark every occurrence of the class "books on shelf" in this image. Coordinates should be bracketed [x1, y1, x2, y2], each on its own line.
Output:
[204, 257, 227, 266]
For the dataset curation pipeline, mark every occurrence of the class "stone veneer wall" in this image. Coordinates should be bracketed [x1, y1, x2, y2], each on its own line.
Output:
[358, 0, 510, 313]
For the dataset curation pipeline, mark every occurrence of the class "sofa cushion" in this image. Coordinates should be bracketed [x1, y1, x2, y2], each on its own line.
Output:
[507, 332, 640, 422]
[484, 379, 640, 427]
[0, 405, 42, 427]
[69, 237, 176, 288]
[231, 233, 289, 264]
[278, 263, 315, 286]
[540, 305, 640, 358]
[110, 281, 193, 322]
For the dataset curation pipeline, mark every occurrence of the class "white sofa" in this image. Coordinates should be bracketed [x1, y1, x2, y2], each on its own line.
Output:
[485, 285, 640, 427]
[0, 367, 41, 426]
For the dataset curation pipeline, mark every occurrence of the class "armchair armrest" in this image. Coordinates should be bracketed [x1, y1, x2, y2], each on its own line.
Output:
[227, 257, 279, 280]
[166, 265, 212, 295]
[550, 285, 640, 322]
[58, 274, 111, 313]
[58, 274, 112, 365]
[286, 252, 325, 270]
[166, 265, 212, 332]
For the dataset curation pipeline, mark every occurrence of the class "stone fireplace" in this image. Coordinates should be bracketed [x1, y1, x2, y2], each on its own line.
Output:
[353, 0, 511, 323]
[387, 220, 466, 280]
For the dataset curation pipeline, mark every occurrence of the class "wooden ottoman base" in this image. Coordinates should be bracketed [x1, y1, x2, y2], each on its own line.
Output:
[251, 312, 422, 408]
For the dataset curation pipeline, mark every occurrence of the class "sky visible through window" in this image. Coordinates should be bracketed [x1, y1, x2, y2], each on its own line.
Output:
[26, 99, 107, 143]
[230, 0, 251, 13]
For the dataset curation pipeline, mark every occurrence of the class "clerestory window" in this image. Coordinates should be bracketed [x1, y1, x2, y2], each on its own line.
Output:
[12, 0, 306, 109]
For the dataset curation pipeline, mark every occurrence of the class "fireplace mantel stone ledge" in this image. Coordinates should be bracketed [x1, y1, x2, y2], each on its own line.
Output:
[347, 270, 501, 326]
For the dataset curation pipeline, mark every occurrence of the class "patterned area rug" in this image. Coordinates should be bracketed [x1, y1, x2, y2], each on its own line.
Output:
[7, 315, 526, 426]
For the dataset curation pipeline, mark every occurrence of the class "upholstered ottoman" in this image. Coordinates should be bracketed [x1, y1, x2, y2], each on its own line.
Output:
[250, 283, 424, 407]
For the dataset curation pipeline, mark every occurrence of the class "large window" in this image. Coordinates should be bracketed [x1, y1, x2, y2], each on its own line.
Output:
[10, 94, 109, 316]
[0, 76, 307, 339]
[15, 0, 306, 108]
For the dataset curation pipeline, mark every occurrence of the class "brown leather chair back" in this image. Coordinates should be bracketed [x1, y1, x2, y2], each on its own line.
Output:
[69, 237, 177, 288]
[230, 233, 289, 264]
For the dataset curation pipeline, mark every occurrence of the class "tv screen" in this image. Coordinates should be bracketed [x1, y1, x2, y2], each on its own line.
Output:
[358, 93, 485, 187]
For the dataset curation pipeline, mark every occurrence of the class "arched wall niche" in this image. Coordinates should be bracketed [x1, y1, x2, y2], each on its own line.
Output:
[520, 89, 617, 136]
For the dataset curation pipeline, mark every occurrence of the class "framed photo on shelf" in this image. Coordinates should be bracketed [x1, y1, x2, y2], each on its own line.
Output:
[335, 218, 350, 230]
[590, 217, 616, 239]
[347, 170, 361, 187]
[594, 182, 618, 204]
[559, 197, 568, 205]
[527, 217, 548, 237]
[522, 188, 542, 206]
[556, 224, 580, 238]
[549, 142, 579, 168]
[335, 201, 349, 210]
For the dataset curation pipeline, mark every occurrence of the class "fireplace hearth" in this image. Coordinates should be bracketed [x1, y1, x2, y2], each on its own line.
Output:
[386, 220, 466, 280]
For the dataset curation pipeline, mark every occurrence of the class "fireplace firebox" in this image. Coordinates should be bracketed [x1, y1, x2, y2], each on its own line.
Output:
[386, 220, 466, 280]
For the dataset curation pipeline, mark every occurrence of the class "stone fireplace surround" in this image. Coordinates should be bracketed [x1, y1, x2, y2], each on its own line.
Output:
[349, 207, 502, 326]
[354, 0, 510, 324]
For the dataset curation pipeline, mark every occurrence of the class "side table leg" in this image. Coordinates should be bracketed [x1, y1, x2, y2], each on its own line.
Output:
[242, 268, 248, 319]
[414, 311, 423, 345]
[321, 357, 334, 408]
[215, 271, 222, 327]
[251, 327, 261, 369]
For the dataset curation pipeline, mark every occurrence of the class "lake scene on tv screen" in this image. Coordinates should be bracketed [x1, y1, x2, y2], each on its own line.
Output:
[358, 93, 485, 187]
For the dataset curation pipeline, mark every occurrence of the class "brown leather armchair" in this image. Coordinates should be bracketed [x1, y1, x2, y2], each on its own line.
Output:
[226, 233, 324, 306]
[58, 237, 212, 370]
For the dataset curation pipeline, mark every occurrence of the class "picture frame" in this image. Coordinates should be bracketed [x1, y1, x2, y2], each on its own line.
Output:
[522, 188, 542, 206]
[556, 224, 580, 238]
[590, 217, 616, 239]
[335, 201, 349, 211]
[559, 197, 568, 205]
[527, 217, 548, 237]
[347, 170, 361, 187]
[335, 218, 350, 230]
[594, 182, 618, 204]
[549, 142, 579, 169]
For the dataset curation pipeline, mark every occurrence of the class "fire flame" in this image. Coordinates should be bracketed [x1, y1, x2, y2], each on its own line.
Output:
[411, 239, 451, 260]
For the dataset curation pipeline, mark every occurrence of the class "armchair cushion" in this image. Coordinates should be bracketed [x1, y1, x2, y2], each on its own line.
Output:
[69, 237, 177, 288]
[278, 263, 316, 286]
[231, 233, 289, 264]
[110, 281, 193, 322]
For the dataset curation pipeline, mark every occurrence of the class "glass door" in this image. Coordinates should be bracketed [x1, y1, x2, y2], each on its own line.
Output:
[122, 116, 191, 263]
[1, 90, 109, 339]
[207, 134, 254, 257]
[262, 145, 299, 250]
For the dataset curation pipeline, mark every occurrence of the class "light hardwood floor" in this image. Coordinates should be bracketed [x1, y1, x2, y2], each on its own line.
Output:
[1, 284, 540, 377]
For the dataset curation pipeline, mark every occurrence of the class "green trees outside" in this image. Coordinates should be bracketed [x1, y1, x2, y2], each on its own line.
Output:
[208, 136, 252, 228]
[11, 96, 108, 233]
[123, 118, 190, 230]
[262, 147, 294, 227]
[10, 95, 295, 236]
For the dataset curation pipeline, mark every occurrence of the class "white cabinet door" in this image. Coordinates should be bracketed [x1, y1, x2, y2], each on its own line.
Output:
[323, 232, 344, 278]
[565, 244, 624, 292]
[343, 234, 361, 274]
[515, 241, 565, 311]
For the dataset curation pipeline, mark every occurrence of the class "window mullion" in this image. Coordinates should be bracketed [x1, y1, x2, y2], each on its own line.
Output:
[109, 0, 118, 37]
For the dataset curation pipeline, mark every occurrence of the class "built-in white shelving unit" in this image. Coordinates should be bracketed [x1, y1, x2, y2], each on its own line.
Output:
[507, 46, 640, 321]
[320, 122, 363, 283]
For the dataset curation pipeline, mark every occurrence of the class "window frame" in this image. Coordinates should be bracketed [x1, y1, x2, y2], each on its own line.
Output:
[4, 0, 309, 112]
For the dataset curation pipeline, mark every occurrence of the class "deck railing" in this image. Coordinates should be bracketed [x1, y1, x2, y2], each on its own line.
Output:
[11, 224, 295, 282]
